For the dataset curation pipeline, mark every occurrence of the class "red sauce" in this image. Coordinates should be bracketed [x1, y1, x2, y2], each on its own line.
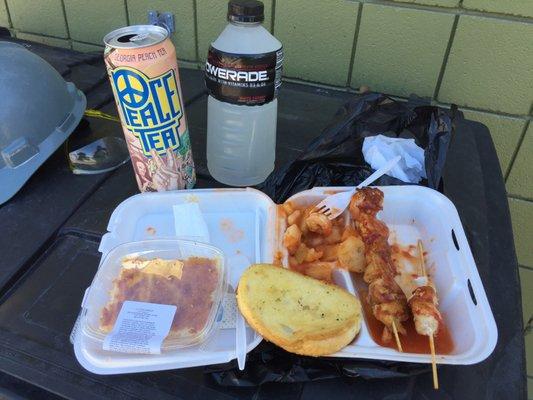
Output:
[101, 257, 219, 335]
[354, 274, 454, 354]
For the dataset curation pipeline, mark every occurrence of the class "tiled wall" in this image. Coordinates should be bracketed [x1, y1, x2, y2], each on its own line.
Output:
[0, 1, 531, 383]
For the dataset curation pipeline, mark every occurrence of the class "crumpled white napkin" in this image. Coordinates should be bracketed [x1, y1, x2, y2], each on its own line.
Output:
[363, 135, 426, 183]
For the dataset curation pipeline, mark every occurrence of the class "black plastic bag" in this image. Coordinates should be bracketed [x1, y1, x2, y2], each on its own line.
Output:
[208, 93, 455, 387]
[260, 93, 454, 203]
[206, 342, 430, 387]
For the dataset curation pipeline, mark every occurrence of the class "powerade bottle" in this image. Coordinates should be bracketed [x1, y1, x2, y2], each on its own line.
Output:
[205, 0, 283, 186]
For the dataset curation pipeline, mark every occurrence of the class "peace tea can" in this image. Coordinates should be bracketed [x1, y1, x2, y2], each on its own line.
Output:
[103, 25, 196, 192]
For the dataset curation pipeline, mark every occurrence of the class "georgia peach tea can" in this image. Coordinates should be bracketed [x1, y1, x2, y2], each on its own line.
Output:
[104, 25, 195, 191]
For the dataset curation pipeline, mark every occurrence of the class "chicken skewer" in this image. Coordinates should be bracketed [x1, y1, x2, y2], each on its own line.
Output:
[348, 188, 410, 351]
[414, 240, 439, 390]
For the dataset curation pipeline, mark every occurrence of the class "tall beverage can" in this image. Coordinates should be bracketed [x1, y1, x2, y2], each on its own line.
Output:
[103, 25, 195, 192]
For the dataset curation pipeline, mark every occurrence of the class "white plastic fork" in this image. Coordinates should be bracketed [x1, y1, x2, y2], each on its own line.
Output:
[314, 155, 402, 220]
[228, 254, 251, 371]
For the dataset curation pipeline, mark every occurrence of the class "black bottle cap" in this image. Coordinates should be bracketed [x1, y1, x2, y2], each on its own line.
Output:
[228, 0, 264, 23]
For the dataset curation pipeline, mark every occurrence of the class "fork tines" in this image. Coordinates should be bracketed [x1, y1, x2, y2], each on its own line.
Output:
[315, 204, 332, 217]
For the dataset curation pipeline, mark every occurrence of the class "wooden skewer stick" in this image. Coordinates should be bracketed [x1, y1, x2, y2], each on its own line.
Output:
[417, 239, 426, 277]
[418, 240, 438, 390]
[391, 320, 403, 352]
[429, 334, 439, 389]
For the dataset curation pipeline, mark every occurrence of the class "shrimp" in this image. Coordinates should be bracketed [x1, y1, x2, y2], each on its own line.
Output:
[287, 210, 302, 226]
[299, 261, 337, 282]
[282, 201, 295, 216]
[324, 225, 343, 244]
[305, 212, 333, 236]
[337, 236, 366, 272]
[294, 243, 323, 264]
[283, 224, 301, 255]
[319, 244, 339, 261]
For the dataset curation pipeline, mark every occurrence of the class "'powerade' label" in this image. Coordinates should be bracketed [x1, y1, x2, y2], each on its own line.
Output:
[112, 66, 184, 156]
[205, 46, 283, 106]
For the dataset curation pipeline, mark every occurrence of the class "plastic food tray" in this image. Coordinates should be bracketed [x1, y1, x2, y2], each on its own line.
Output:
[73, 186, 497, 374]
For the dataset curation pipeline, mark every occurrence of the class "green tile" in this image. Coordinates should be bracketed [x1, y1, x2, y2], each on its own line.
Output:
[509, 198, 533, 268]
[462, 110, 526, 174]
[528, 377, 533, 400]
[507, 124, 533, 199]
[64, 0, 127, 44]
[463, 0, 533, 18]
[0, 0, 10, 28]
[351, 4, 453, 97]
[439, 16, 533, 115]
[197, 0, 272, 61]
[276, 0, 358, 86]
[7, 0, 67, 37]
[15, 31, 70, 48]
[71, 41, 103, 53]
[127, 0, 196, 61]
[392, 0, 458, 7]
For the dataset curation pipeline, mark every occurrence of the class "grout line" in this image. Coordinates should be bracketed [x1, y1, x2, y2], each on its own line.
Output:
[504, 102, 533, 180]
[61, 0, 71, 39]
[458, 0, 464, 7]
[179, 59, 203, 70]
[508, 194, 533, 203]
[433, 14, 459, 100]
[519, 265, 533, 272]
[59, 0, 71, 47]
[193, 0, 199, 61]
[346, 2, 364, 88]
[3, 0, 12, 28]
[13, 29, 72, 42]
[270, 0, 276, 34]
[123, 0, 130, 25]
[348, 0, 533, 24]
[434, 99, 533, 120]
[281, 73, 533, 121]
[71, 39, 103, 47]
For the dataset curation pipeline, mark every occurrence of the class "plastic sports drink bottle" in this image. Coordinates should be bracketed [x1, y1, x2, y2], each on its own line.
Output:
[205, 0, 283, 186]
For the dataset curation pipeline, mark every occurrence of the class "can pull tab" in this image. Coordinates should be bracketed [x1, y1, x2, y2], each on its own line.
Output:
[148, 10, 175, 34]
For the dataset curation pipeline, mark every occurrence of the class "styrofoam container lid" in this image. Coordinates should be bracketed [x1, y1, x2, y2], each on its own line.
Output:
[81, 239, 227, 350]
[75, 188, 276, 374]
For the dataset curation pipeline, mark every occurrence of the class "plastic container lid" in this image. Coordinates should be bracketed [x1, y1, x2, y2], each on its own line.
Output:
[81, 239, 227, 351]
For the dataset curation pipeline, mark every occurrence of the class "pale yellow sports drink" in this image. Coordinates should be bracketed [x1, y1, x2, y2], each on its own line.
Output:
[104, 25, 195, 192]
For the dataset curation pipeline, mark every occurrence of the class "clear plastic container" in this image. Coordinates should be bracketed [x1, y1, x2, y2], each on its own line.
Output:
[81, 239, 227, 350]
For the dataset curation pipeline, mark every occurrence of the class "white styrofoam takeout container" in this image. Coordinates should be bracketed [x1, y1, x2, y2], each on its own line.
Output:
[73, 186, 497, 374]
[284, 186, 497, 365]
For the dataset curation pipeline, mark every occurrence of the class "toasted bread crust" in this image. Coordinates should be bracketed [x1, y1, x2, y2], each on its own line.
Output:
[237, 264, 361, 356]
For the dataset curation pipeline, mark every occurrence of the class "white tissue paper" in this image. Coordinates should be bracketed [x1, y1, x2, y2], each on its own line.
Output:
[172, 203, 210, 243]
[362, 135, 426, 183]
